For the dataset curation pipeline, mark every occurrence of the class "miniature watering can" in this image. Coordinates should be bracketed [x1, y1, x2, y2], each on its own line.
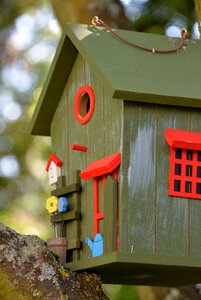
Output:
[85, 233, 104, 257]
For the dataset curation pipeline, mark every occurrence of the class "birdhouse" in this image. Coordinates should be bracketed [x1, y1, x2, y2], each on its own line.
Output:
[30, 22, 201, 286]
[46, 153, 63, 186]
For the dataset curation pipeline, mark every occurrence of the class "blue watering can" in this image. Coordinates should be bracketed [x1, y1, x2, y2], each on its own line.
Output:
[85, 233, 104, 257]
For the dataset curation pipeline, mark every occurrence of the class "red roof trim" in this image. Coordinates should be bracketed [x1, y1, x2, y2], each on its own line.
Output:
[165, 128, 201, 150]
[80, 152, 121, 180]
[46, 153, 63, 172]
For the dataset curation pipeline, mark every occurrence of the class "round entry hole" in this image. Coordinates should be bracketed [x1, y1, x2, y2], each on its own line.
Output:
[74, 85, 95, 124]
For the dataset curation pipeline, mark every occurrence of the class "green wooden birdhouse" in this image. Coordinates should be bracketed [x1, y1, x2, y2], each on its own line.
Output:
[31, 22, 201, 286]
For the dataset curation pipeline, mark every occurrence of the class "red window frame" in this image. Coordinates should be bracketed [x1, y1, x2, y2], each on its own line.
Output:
[165, 129, 201, 200]
[169, 148, 201, 199]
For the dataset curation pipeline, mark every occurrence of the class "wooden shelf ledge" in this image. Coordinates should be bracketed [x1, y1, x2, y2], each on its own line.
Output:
[51, 183, 81, 197]
[50, 210, 81, 223]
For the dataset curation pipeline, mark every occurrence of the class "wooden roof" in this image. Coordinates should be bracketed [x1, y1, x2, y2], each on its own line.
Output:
[30, 23, 201, 136]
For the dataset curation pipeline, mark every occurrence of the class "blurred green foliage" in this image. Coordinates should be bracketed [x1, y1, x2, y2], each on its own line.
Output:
[0, 1, 199, 298]
[128, 0, 195, 35]
[0, 0, 60, 238]
[103, 285, 140, 300]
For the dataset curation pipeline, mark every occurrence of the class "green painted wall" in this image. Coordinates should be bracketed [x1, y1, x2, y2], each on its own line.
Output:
[120, 101, 201, 258]
[51, 54, 122, 261]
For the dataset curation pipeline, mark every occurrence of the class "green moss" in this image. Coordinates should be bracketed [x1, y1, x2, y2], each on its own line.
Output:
[0, 269, 32, 300]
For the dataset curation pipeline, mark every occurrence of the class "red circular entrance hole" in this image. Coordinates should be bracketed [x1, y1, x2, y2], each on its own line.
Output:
[74, 85, 95, 124]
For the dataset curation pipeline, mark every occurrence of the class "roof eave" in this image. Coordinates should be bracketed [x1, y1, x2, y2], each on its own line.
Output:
[113, 90, 201, 108]
[30, 23, 201, 137]
[30, 23, 116, 136]
[30, 28, 78, 136]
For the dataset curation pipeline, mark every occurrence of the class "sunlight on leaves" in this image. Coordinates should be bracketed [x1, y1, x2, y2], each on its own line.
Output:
[0, 155, 20, 178]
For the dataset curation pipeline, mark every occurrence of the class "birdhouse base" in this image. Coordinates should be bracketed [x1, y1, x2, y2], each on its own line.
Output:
[66, 252, 201, 286]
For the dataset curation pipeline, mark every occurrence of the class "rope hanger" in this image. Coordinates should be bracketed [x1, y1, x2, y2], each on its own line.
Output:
[92, 16, 189, 54]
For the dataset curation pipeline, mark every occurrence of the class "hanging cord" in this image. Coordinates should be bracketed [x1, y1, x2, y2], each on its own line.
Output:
[92, 16, 189, 54]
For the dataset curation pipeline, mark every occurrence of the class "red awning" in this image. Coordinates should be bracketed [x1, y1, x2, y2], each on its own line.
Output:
[80, 152, 121, 180]
[165, 128, 201, 150]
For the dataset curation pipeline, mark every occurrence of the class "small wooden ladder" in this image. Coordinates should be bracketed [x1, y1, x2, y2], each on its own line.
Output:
[50, 171, 81, 262]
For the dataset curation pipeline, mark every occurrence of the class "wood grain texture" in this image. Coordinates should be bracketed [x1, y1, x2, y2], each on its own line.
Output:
[51, 54, 122, 261]
[65, 55, 88, 260]
[51, 183, 80, 197]
[104, 175, 118, 253]
[31, 33, 77, 135]
[120, 102, 200, 258]
[31, 23, 201, 136]
[121, 102, 156, 254]
[188, 108, 201, 256]
[156, 105, 190, 256]
[51, 85, 68, 180]
[85, 60, 105, 241]
[48, 45, 201, 269]
[65, 24, 201, 105]
[51, 211, 81, 223]
[67, 251, 201, 286]
[118, 102, 130, 252]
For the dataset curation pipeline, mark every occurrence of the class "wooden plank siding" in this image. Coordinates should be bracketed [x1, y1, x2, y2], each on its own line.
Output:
[104, 175, 118, 253]
[121, 101, 201, 257]
[189, 109, 201, 256]
[84, 61, 105, 240]
[51, 54, 122, 261]
[50, 54, 201, 262]
[155, 106, 190, 256]
[65, 55, 88, 260]
[120, 102, 157, 254]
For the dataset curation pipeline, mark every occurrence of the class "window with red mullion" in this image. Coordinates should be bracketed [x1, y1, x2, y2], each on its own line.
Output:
[169, 147, 201, 199]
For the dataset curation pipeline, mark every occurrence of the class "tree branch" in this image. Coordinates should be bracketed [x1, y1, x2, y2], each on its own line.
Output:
[51, 0, 132, 30]
[194, 0, 201, 38]
[0, 223, 108, 300]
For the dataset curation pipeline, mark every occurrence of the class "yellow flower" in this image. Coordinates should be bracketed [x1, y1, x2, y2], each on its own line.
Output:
[46, 196, 58, 213]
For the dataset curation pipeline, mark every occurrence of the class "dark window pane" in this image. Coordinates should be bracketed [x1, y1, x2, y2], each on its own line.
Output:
[175, 164, 181, 175]
[186, 150, 193, 160]
[186, 165, 192, 177]
[196, 183, 201, 194]
[174, 180, 180, 192]
[185, 182, 191, 193]
[198, 151, 201, 162]
[175, 148, 182, 159]
[197, 167, 201, 178]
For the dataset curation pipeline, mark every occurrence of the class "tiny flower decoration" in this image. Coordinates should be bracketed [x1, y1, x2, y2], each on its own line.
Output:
[58, 197, 68, 213]
[46, 196, 58, 214]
